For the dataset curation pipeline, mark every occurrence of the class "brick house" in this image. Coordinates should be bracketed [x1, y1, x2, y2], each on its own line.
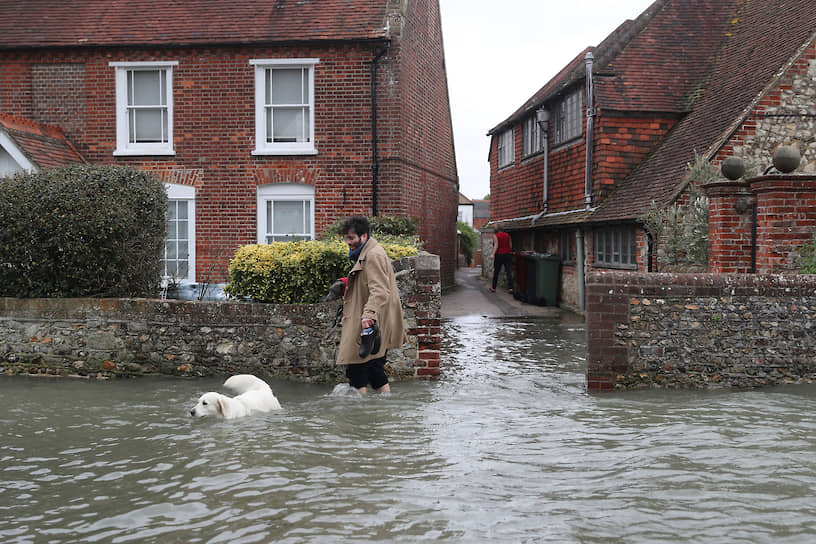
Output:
[0, 0, 459, 290]
[486, 0, 816, 310]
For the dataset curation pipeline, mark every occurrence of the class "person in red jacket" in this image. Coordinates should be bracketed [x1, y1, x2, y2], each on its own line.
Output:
[489, 226, 514, 294]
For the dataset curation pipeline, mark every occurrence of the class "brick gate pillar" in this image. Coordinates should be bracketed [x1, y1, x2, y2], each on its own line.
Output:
[749, 174, 816, 273]
[702, 180, 755, 273]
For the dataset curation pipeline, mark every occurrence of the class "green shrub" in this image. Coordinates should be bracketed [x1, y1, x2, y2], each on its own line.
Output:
[457, 221, 478, 265]
[224, 238, 419, 303]
[798, 233, 816, 273]
[0, 164, 167, 298]
[321, 213, 424, 252]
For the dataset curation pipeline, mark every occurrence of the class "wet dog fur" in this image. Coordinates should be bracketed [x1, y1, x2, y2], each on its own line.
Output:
[190, 374, 281, 419]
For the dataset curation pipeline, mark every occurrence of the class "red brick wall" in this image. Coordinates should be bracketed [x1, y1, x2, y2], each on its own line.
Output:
[489, 110, 676, 221]
[381, 0, 459, 287]
[0, 13, 459, 287]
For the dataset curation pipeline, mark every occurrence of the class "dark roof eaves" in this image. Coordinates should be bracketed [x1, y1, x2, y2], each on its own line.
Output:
[0, 35, 391, 52]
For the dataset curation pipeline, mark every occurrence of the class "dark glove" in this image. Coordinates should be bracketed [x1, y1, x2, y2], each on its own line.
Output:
[323, 279, 346, 302]
[359, 323, 381, 358]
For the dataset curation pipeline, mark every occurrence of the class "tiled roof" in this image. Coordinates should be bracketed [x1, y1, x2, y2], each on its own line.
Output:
[458, 192, 473, 205]
[0, 0, 388, 49]
[490, 0, 669, 134]
[0, 114, 86, 169]
[590, 0, 816, 223]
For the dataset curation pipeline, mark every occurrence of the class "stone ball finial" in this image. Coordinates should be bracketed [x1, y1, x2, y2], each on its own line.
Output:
[773, 145, 801, 173]
[720, 156, 745, 180]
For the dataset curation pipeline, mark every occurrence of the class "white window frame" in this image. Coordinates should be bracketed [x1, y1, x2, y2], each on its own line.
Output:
[250, 58, 319, 156]
[522, 115, 545, 157]
[497, 128, 514, 169]
[553, 87, 583, 146]
[594, 226, 637, 269]
[163, 183, 196, 283]
[257, 183, 315, 243]
[110, 61, 177, 156]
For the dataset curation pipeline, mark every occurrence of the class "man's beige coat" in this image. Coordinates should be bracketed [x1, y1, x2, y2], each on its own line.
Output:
[336, 237, 407, 365]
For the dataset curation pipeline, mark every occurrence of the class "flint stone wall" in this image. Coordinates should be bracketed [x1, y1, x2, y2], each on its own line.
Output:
[0, 252, 442, 382]
[586, 271, 816, 392]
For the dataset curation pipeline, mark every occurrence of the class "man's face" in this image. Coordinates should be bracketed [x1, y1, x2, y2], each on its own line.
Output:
[345, 230, 368, 251]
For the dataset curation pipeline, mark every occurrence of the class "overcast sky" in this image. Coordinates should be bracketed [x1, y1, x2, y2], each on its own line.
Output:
[439, 0, 656, 200]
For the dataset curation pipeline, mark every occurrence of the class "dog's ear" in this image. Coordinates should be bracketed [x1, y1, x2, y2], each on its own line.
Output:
[216, 397, 227, 417]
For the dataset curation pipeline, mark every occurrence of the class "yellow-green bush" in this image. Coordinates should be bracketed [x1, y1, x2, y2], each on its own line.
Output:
[224, 238, 419, 303]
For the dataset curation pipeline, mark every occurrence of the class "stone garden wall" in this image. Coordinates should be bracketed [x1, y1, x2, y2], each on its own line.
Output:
[586, 271, 816, 392]
[0, 252, 442, 382]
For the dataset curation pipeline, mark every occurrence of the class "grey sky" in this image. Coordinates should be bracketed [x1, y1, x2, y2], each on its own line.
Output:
[439, 0, 656, 200]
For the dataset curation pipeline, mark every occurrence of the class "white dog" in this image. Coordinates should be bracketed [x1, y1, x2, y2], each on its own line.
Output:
[190, 374, 281, 419]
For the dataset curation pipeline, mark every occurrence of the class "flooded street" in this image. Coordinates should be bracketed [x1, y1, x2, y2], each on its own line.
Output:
[2, 314, 816, 543]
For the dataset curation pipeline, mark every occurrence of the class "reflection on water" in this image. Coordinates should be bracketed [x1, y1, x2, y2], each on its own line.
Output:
[1, 314, 815, 543]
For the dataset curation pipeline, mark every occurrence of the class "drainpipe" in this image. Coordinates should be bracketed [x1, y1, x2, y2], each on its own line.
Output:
[751, 201, 757, 273]
[370, 45, 388, 216]
[576, 228, 586, 311]
[584, 52, 595, 210]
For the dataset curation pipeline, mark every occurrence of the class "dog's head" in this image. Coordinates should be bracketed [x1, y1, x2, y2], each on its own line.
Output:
[190, 392, 227, 417]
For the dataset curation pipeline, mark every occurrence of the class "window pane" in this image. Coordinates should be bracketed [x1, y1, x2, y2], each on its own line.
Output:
[271, 69, 303, 105]
[178, 242, 189, 260]
[132, 108, 164, 142]
[164, 259, 177, 277]
[273, 200, 305, 234]
[167, 220, 177, 239]
[177, 261, 188, 278]
[177, 201, 188, 220]
[272, 108, 304, 142]
[177, 219, 188, 240]
[304, 200, 311, 234]
[166, 241, 177, 260]
[131, 70, 162, 106]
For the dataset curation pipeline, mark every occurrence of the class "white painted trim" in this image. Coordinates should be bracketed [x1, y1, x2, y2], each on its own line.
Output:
[163, 183, 196, 283]
[249, 58, 320, 66]
[112, 62, 176, 156]
[251, 58, 319, 155]
[256, 183, 315, 244]
[0, 130, 36, 172]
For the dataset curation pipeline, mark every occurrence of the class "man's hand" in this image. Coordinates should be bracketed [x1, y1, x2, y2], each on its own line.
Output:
[361, 318, 375, 329]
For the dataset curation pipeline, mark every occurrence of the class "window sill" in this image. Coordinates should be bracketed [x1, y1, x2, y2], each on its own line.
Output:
[114, 149, 175, 157]
[253, 148, 318, 156]
[592, 263, 638, 270]
[551, 137, 582, 153]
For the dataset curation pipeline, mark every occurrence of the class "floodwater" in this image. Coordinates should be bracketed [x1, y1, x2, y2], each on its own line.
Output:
[2, 314, 815, 543]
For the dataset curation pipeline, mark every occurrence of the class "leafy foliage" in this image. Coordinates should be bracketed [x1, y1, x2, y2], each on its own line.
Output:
[0, 164, 167, 297]
[224, 238, 419, 303]
[457, 221, 478, 265]
[797, 233, 816, 274]
[322, 213, 423, 252]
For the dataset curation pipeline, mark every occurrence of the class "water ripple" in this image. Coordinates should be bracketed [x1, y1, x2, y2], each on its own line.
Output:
[1, 316, 815, 542]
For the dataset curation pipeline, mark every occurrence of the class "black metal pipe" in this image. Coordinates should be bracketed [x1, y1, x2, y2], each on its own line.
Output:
[751, 201, 757, 273]
[370, 46, 388, 217]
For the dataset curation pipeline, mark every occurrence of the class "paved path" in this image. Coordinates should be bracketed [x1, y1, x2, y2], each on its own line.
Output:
[441, 267, 561, 319]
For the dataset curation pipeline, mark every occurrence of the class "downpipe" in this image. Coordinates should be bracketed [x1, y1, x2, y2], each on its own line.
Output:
[584, 52, 595, 210]
[577, 229, 585, 311]
[370, 45, 388, 216]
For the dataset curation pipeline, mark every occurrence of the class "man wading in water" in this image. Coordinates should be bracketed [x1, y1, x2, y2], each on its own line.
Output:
[334, 216, 407, 393]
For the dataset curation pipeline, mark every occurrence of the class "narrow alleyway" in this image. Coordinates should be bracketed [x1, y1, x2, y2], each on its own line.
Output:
[441, 267, 561, 319]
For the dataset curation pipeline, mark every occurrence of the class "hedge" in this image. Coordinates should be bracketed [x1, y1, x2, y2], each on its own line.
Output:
[0, 164, 167, 298]
[224, 238, 419, 303]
